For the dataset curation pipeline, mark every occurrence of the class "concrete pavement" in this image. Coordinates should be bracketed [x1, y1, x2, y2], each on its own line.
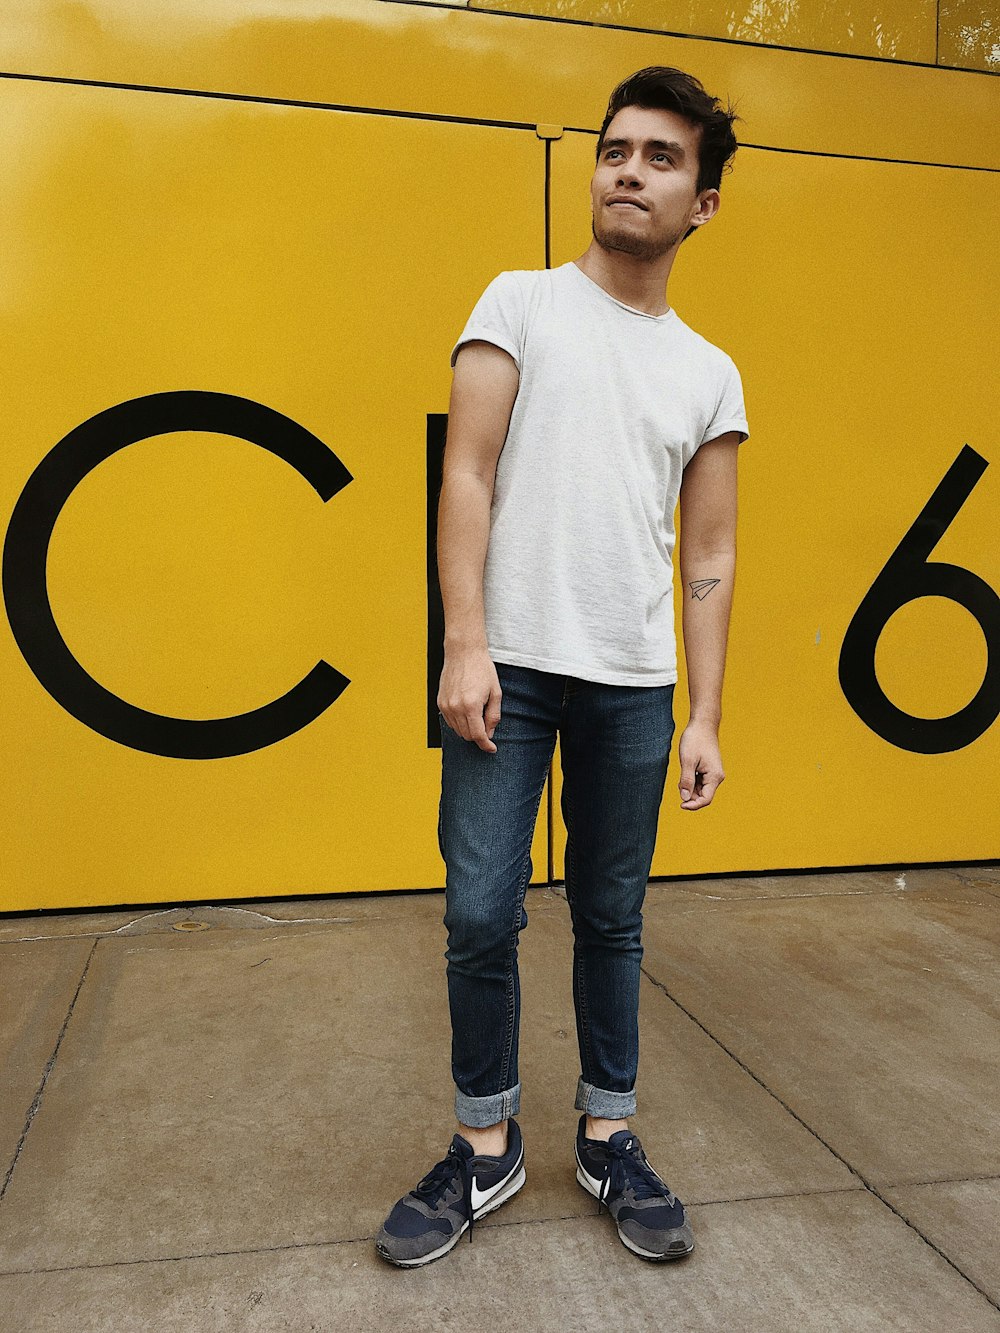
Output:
[1, 865, 999, 1330]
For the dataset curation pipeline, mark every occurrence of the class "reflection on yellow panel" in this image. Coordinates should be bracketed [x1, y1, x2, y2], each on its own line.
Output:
[0, 78, 548, 910]
[0, 2, 995, 171]
[550, 129, 1000, 876]
[470, 0, 937, 64]
[939, 0, 1000, 72]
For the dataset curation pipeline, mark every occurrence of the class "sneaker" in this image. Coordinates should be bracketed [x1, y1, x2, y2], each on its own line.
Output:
[575, 1114, 694, 1260]
[375, 1118, 526, 1267]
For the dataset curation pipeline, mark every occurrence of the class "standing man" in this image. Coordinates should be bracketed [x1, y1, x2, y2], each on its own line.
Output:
[377, 65, 748, 1268]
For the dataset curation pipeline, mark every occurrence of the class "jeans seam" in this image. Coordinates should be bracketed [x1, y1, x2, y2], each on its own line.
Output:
[499, 765, 550, 1094]
[562, 760, 596, 1087]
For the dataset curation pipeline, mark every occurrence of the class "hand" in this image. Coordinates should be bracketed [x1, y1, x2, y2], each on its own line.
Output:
[437, 648, 502, 753]
[677, 721, 724, 810]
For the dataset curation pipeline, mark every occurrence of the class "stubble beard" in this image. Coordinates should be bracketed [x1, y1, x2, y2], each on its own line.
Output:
[592, 213, 685, 261]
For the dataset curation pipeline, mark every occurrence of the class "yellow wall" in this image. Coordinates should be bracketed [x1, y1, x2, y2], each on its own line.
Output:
[471, 0, 998, 74]
[1, 2, 997, 909]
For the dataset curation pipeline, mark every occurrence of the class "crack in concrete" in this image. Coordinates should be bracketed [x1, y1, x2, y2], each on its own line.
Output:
[0, 940, 98, 1204]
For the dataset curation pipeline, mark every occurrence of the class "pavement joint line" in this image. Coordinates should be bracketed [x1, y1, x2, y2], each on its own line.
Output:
[0, 1180, 992, 1280]
[882, 1173, 1000, 1189]
[0, 1196, 868, 1278]
[0, 940, 99, 1205]
[2, 1174, 998, 1279]
[484, 1186, 869, 1214]
[0, 1237, 380, 1278]
[0, 1215, 602, 1274]
[0, 1214, 612, 1278]
[638, 963, 1000, 1313]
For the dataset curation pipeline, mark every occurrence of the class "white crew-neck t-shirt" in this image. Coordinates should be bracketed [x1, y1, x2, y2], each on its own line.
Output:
[448, 260, 750, 687]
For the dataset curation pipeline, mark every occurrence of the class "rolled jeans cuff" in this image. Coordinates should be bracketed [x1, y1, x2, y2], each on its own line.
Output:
[455, 1081, 521, 1129]
[575, 1076, 637, 1119]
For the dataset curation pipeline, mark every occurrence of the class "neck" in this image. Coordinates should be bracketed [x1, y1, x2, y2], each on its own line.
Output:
[573, 243, 676, 316]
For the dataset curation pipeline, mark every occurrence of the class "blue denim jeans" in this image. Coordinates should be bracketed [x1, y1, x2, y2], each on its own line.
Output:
[438, 661, 676, 1129]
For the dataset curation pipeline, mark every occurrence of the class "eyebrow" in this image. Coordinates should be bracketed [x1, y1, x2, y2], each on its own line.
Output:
[601, 137, 686, 161]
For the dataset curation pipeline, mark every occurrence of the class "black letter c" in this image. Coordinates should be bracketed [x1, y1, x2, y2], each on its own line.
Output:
[2, 391, 352, 758]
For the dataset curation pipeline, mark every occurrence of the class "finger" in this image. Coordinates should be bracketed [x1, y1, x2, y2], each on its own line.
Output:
[700, 774, 723, 802]
[440, 710, 462, 739]
[682, 772, 722, 809]
[468, 711, 497, 754]
[681, 790, 710, 809]
[685, 792, 711, 809]
[453, 709, 474, 744]
[679, 769, 697, 801]
[484, 695, 502, 741]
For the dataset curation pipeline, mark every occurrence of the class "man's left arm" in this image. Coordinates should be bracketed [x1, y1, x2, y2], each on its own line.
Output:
[676, 432, 740, 810]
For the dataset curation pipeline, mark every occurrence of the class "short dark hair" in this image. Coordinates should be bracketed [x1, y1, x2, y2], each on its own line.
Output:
[596, 66, 743, 241]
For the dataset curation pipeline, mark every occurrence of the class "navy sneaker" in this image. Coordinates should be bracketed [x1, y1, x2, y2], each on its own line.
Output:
[575, 1114, 694, 1260]
[375, 1118, 525, 1267]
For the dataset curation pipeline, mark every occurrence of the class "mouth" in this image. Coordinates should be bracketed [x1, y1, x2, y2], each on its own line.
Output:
[607, 199, 647, 211]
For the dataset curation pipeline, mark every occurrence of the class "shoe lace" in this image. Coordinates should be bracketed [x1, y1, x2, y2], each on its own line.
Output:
[596, 1137, 675, 1215]
[408, 1143, 477, 1243]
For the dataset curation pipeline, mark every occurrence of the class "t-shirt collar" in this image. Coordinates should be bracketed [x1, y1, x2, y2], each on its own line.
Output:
[566, 261, 676, 322]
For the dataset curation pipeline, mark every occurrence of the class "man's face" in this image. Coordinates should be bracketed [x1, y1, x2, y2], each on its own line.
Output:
[590, 104, 709, 259]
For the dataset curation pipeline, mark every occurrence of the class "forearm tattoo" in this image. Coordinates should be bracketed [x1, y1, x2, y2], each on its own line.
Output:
[688, 578, 721, 600]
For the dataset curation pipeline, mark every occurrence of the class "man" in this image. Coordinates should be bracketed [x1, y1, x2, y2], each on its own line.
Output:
[376, 65, 748, 1267]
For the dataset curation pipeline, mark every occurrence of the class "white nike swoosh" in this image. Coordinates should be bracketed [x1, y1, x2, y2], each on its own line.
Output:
[576, 1151, 605, 1195]
[470, 1148, 523, 1210]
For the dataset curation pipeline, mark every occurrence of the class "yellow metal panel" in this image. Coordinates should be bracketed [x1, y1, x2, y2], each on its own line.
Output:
[471, 0, 937, 65]
[0, 77, 549, 910]
[0, 1, 995, 170]
[938, 0, 1000, 72]
[550, 130, 1000, 874]
[1, 6, 997, 907]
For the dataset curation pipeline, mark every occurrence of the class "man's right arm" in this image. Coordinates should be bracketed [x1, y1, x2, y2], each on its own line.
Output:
[436, 339, 520, 752]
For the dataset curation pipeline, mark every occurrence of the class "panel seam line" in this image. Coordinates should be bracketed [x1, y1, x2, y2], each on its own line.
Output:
[0, 72, 994, 172]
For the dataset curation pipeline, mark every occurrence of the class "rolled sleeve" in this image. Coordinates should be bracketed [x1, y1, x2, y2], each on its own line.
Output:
[450, 271, 524, 371]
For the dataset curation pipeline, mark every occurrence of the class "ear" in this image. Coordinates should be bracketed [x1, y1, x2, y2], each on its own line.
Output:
[694, 188, 721, 227]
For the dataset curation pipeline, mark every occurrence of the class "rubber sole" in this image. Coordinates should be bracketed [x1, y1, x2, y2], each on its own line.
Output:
[375, 1162, 526, 1268]
[575, 1161, 695, 1261]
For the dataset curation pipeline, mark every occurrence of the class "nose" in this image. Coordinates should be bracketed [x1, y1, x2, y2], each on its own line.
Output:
[616, 153, 643, 188]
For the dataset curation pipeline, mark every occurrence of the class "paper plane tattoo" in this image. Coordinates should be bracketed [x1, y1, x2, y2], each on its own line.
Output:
[689, 578, 721, 600]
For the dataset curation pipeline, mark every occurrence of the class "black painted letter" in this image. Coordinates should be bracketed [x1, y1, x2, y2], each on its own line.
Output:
[838, 445, 999, 753]
[2, 391, 352, 759]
